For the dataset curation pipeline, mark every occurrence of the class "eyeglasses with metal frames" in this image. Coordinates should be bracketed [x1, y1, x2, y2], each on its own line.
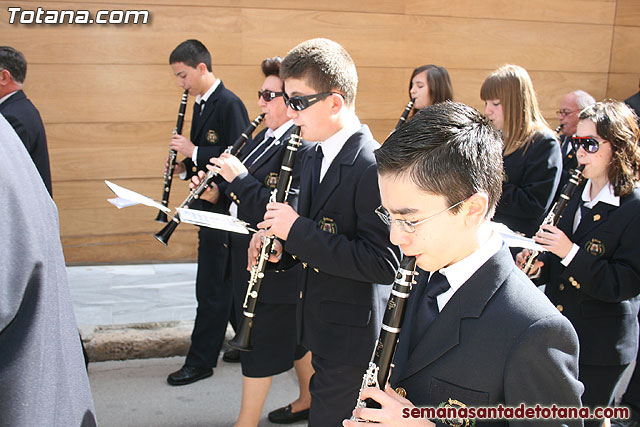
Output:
[375, 198, 468, 233]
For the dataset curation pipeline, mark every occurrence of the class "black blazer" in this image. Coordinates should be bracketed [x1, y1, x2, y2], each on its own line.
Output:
[0, 90, 52, 196]
[182, 81, 249, 213]
[494, 130, 562, 237]
[625, 92, 640, 118]
[541, 187, 640, 366]
[284, 125, 401, 364]
[391, 245, 584, 427]
[226, 125, 313, 304]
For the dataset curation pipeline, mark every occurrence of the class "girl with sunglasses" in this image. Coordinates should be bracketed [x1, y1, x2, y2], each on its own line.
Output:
[481, 64, 563, 238]
[517, 100, 640, 426]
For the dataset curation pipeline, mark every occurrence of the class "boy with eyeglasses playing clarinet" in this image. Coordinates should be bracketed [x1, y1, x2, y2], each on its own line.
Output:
[247, 38, 401, 427]
[343, 102, 583, 427]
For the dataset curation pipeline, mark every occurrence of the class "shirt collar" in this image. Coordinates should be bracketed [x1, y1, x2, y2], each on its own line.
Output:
[435, 230, 503, 310]
[318, 112, 361, 167]
[581, 179, 620, 208]
[265, 119, 295, 142]
[195, 79, 221, 105]
[0, 90, 18, 105]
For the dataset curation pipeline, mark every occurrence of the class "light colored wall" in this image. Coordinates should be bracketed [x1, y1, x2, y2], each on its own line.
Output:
[1, 0, 637, 264]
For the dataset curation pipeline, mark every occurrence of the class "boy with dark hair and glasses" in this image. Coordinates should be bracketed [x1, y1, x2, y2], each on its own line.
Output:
[345, 102, 583, 426]
[248, 38, 401, 426]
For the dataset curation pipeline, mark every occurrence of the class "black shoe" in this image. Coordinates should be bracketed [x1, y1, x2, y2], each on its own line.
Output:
[167, 365, 213, 386]
[611, 419, 640, 427]
[268, 404, 310, 424]
[612, 405, 640, 427]
[222, 348, 241, 363]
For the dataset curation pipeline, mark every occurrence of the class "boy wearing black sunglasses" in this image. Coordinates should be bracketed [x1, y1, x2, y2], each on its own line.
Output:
[248, 38, 401, 426]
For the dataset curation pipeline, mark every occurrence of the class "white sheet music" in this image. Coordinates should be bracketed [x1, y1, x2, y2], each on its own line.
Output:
[492, 222, 546, 251]
[104, 180, 171, 213]
[176, 208, 251, 234]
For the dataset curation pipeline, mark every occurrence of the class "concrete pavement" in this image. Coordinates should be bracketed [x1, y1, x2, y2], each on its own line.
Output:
[89, 357, 306, 427]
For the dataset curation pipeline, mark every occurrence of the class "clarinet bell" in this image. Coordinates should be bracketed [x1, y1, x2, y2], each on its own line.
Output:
[155, 210, 169, 223]
[228, 319, 253, 351]
[154, 220, 178, 246]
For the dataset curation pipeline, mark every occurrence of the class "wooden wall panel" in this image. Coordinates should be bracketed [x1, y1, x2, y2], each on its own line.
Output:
[614, 0, 640, 27]
[405, 0, 616, 24]
[609, 26, 640, 74]
[0, 0, 634, 264]
[607, 73, 640, 102]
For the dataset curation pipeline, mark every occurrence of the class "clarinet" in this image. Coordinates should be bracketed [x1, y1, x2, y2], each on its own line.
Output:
[228, 126, 303, 351]
[522, 164, 585, 275]
[388, 99, 414, 137]
[156, 90, 189, 223]
[351, 256, 418, 418]
[555, 123, 564, 134]
[153, 113, 265, 245]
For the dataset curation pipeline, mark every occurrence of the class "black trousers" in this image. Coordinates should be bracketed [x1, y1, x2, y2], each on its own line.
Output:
[580, 363, 628, 427]
[185, 227, 232, 369]
[621, 315, 640, 416]
[308, 353, 367, 427]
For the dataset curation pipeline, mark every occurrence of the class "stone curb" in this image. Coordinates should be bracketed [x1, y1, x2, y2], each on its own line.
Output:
[79, 320, 194, 362]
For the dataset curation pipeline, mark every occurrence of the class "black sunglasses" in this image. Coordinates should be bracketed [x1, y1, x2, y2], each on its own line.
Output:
[571, 136, 601, 154]
[283, 92, 341, 111]
[258, 89, 284, 102]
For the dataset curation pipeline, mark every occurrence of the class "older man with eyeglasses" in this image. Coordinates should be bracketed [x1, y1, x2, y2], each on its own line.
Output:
[555, 90, 596, 200]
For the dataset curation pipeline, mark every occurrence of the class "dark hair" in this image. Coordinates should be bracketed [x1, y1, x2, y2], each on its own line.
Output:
[579, 100, 640, 197]
[409, 64, 453, 105]
[0, 46, 27, 84]
[169, 39, 212, 72]
[261, 56, 282, 78]
[376, 102, 503, 218]
[280, 38, 357, 107]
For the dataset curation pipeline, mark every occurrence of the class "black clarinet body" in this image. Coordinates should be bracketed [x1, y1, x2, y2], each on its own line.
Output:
[156, 90, 189, 223]
[388, 99, 414, 137]
[352, 256, 417, 416]
[228, 126, 303, 351]
[153, 113, 265, 245]
[522, 164, 585, 274]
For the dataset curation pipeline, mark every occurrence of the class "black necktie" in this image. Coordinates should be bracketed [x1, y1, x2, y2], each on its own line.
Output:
[410, 272, 451, 351]
[244, 136, 275, 167]
[199, 98, 207, 116]
[311, 144, 323, 197]
[580, 202, 591, 224]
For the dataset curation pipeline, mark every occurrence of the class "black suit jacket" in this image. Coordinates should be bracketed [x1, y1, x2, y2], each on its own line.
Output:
[391, 245, 583, 426]
[494, 130, 562, 237]
[284, 125, 401, 364]
[625, 91, 640, 118]
[227, 125, 313, 304]
[0, 90, 52, 196]
[541, 188, 640, 366]
[182, 81, 249, 213]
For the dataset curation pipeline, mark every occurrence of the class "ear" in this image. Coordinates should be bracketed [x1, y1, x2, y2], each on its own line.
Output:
[0, 69, 11, 85]
[196, 62, 208, 75]
[463, 193, 489, 227]
[328, 92, 345, 114]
